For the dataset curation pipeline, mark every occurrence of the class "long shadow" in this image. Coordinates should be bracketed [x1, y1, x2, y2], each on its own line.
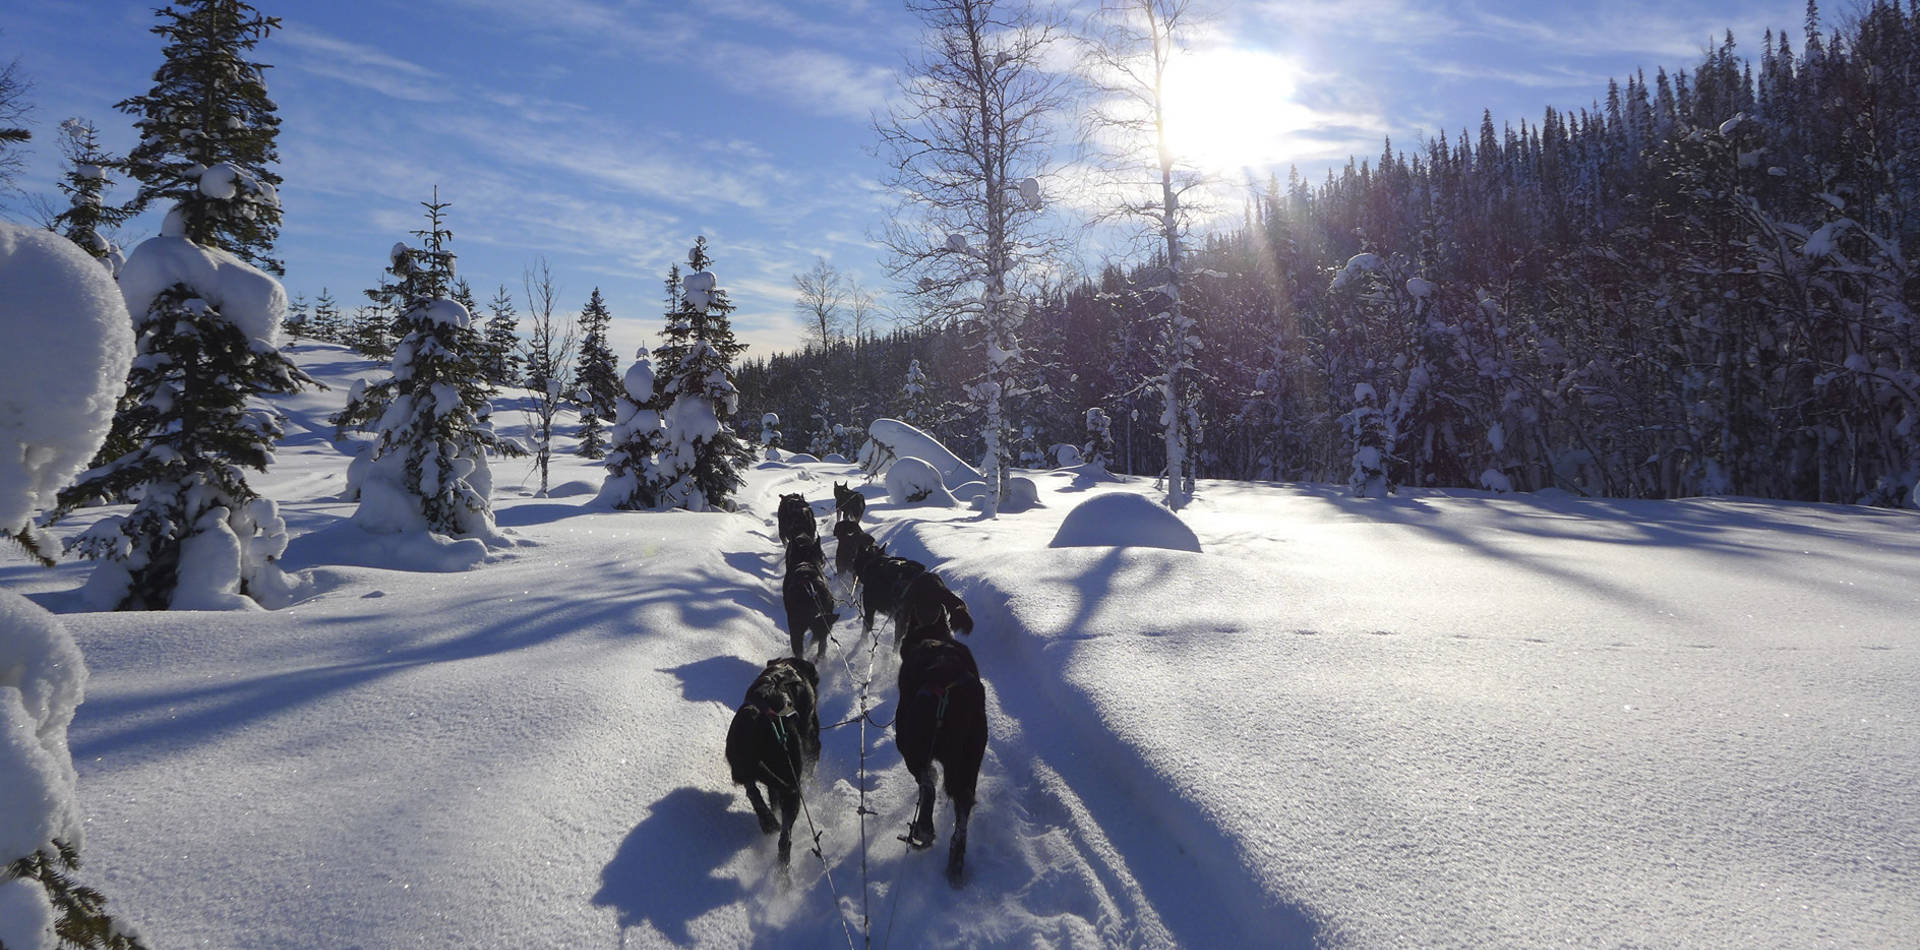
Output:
[662, 655, 764, 707]
[871, 527, 1321, 947]
[493, 501, 594, 528]
[71, 560, 789, 762]
[1292, 484, 1920, 614]
[592, 787, 754, 943]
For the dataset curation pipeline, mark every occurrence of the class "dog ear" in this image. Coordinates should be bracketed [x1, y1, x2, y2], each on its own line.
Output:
[794, 658, 819, 686]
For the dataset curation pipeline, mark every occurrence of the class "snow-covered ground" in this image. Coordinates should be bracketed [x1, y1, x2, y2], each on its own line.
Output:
[5, 341, 1916, 948]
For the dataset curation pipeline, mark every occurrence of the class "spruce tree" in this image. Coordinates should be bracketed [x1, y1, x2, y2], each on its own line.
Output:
[114, 0, 284, 272]
[313, 287, 341, 342]
[574, 288, 619, 459]
[58, 0, 310, 610]
[596, 348, 671, 510]
[482, 285, 521, 386]
[49, 118, 132, 267]
[900, 358, 932, 424]
[346, 193, 506, 537]
[648, 238, 755, 510]
[283, 291, 310, 339]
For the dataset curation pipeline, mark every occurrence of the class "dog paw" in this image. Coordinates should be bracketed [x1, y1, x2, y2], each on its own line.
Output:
[902, 824, 936, 850]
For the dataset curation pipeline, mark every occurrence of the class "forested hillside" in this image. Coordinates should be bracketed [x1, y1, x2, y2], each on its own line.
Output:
[741, 2, 1920, 506]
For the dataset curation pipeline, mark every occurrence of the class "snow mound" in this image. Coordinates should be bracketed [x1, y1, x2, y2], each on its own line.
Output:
[784, 452, 820, 464]
[118, 234, 287, 344]
[861, 418, 981, 488]
[987, 475, 1041, 513]
[0, 223, 135, 548]
[884, 456, 956, 507]
[0, 592, 89, 947]
[1049, 492, 1202, 552]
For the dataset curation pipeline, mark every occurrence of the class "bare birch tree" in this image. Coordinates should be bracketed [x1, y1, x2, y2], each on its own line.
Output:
[517, 258, 574, 497]
[792, 256, 847, 350]
[1082, 0, 1205, 508]
[877, 0, 1067, 517]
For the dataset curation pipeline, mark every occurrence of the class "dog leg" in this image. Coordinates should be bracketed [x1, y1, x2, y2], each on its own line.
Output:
[776, 788, 799, 865]
[947, 800, 971, 886]
[906, 771, 937, 849]
[744, 783, 779, 835]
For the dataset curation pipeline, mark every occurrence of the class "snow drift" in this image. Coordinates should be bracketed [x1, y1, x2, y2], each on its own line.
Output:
[0, 223, 135, 549]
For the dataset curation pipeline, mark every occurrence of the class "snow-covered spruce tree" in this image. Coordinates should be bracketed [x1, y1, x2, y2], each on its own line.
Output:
[878, 0, 1065, 518]
[647, 238, 755, 511]
[114, 0, 284, 273]
[345, 194, 506, 539]
[760, 412, 781, 451]
[574, 287, 619, 459]
[49, 118, 132, 270]
[900, 358, 932, 424]
[1084, 406, 1114, 471]
[57, 211, 313, 609]
[1344, 382, 1394, 498]
[58, 2, 311, 611]
[595, 348, 670, 510]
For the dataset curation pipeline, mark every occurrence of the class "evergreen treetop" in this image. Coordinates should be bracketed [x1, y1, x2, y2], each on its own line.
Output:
[116, 0, 285, 271]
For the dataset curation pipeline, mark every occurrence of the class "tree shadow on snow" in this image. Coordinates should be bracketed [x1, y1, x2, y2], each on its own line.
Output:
[661, 655, 764, 707]
[593, 787, 753, 943]
[492, 501, 595, 528]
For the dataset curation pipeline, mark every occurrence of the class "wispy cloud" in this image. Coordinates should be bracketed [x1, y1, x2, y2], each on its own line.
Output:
[278, 24, 452, 102]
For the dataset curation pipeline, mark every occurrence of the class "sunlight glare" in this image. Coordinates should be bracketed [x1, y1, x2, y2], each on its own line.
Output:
[1160, 46, 1310, 173]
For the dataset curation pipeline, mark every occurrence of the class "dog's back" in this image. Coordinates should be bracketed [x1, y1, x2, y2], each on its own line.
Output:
[832, 520, 870, 576]
[727, 658, 822, 785]
[777, 493, 815, 543]
[897, 572, 973, 646]
[857, 551, 926, 633]
[834, 481, 866, 523]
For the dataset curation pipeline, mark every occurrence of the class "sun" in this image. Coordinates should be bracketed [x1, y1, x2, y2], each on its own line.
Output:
[1158, 46, 1311, 174]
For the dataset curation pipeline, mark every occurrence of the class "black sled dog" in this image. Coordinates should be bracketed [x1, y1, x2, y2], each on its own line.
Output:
[783, 543, 838, 659]
[895, 604, 987, 886]
[725, 657, 822, 866]
[832, 519, 872, 578]
[850, 541, 926, 637]
[894, 571, 974, 652]
[833, 481, 866, 524]
[776, 492, 815, 544]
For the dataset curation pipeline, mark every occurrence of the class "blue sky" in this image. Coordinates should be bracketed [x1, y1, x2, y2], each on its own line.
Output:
[3, 0, 1803, 360]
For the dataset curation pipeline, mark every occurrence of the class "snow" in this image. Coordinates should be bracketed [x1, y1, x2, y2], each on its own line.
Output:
[0, 591, 88, 858]
[883, 456, 955, 507]
[0, 223, 135, 550]
[0, 590, 90, 950]
[117, 234, 288, 345]
[682, 270, 718, 312]
[2, 342, 1915, 948]
[1404, 276, 1434, 298]
[1803, 219, 1847, 258]
[859, 418, 981, 489]
[422, 298, 470, 328]
[1049, 492, 1201, 552]
[1329, 252, 1381, 291]
[196, 162, 239, 200]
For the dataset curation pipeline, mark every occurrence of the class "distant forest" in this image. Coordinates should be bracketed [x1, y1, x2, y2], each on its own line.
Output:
[738, 2, 1920, 506]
